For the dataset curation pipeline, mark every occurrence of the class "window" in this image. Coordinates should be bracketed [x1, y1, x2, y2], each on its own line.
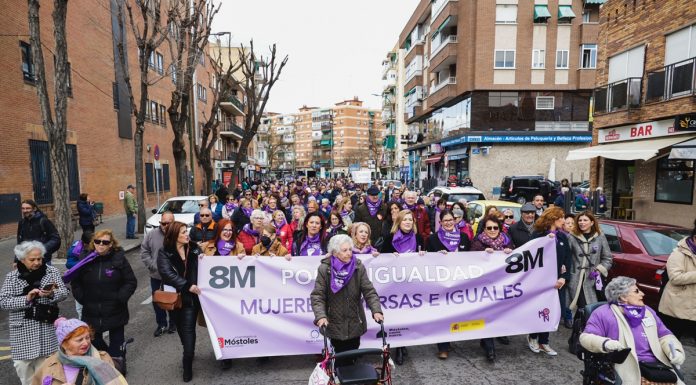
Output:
[582, 11, 591, 23]
[112, 82, 119, 109]
[29, 140, 80, 204]
[532, 49, 545, 69]
[654, 158, 695, 204]
[151, 100, 158, 123]
[197, 83, 207, 102]
[145, 163, 170, 193]
[496, 4, 517, 24]
[664, 24, 696, 66]
[599, 224, 623, 253]
[170, 64, 177, 84]
[148, 51, 156, 69]
[581, 44, 597, 69]
[52, 58, 73, 97]
[156, 52, 164, 75]
[20, 41, 35, 82]
[494, 50, 515, 68]
[536, 96, 554, 110]
[556, 50, 569, 69]
[488, 91, 518, 107]
[144, 99, 151, 120]
[160, 105, 167, 126]
[608, 45, 645, 83]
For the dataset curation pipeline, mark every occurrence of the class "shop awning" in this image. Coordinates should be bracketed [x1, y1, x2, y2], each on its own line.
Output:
[534, 5, 552, 21]
[446, 147, 468, 161]
[670, 138, 696, 159]
[432, 16, 451, 37]
[424, 153, 444, 164]
[558, 6, 576, 20]
[566, 135, 696, 161]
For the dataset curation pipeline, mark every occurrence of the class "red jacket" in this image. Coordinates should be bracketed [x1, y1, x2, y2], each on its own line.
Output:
[278, 223, 294, 252]
[411, 205, 431, 241]
[237, 229, 259, 255]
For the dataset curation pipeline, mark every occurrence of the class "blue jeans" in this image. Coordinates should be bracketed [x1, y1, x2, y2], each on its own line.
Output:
[150, 278, 173, 327]
[126, 214, 136, 238]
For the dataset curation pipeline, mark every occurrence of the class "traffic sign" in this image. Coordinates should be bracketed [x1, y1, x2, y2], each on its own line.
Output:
[154, 144, 160, 160]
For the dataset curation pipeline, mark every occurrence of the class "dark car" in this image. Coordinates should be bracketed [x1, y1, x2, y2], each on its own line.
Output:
[499, 175, 558, 204]
[599, 219, 690, 309]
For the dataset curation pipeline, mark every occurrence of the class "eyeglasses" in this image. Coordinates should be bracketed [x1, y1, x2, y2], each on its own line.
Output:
[93, 239, 112, 245]
[485, 226, 500, 231]
[200, 214, 210, 217]
[198, 204, 205, 207]
[227, 198, 235, 201]
[222, 228, 234, 233]
[441, 218, 454, 223]
[522, 211, 535, 215]
[159, 221, 172, 226]
[504, 215, 514, 219]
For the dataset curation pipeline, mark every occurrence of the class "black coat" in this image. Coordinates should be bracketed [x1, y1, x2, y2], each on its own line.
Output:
[231, 207, 250, 229]
[291, 231, 328, 256]
[426, 232, 471, 252]
[380, 232, 424, 253]
[532, 231, 572, 281]
[77, 200, 96, 227]
[353, 202, 387, 247]
[71, 248, 137, 332]
[509, 220, 534, 249]
[157, 242, 201, 308]
[189, 222, 217, 244]
[16, 211, 61, 262]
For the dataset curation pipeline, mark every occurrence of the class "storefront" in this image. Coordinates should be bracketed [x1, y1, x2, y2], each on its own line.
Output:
[567, 117, 696, 227]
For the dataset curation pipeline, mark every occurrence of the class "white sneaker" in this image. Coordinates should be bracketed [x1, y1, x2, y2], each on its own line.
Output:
[539, 343, 558, 356]
[527, 336, 540, 353]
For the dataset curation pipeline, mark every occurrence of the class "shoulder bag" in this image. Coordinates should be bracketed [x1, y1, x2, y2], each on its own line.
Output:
[153, 256, 188, 311]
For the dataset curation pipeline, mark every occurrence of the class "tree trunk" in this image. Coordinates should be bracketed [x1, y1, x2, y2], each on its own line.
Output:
[200, 153, 214, 195]
[28, 0, 73, 258]
[134, 121, 146, 233]
[173, 135, 189, 195]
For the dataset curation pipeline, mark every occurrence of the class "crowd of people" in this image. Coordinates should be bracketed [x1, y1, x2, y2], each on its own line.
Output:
[1, 176, 694, 384]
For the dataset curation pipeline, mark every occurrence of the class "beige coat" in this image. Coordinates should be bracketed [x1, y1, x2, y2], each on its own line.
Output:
[251, 239, 289, 257]
[31, 350, 115, 385]
[201, 240, 246, 256]
[579, 304, 684, 385]
[659, 237, 696, 321]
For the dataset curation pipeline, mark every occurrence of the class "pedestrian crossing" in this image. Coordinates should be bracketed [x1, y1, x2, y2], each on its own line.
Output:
[0, 345, 10, 361]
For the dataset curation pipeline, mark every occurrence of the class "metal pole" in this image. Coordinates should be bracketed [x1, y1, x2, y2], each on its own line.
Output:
[155, 166, 160, 209]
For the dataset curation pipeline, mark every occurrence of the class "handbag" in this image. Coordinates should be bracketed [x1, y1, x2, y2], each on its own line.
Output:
[153, 255, 188, 311]
[639, 361, 678, 383]
[308, 362, 331, 385]
[24, 302, 60, 324]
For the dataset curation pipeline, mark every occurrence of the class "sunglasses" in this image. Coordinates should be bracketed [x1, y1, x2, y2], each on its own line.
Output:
[485, 226, 500, 231]
[504, 215, 514, 219]
[227, 198, 235, 201]
[93, 239, 112, 245]
[200, 214, 211, 217]
[198, 204, 205, 207]
[159, 221, 172, 226]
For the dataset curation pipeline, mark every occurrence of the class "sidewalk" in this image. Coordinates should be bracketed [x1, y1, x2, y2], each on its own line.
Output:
[1, 213, 144, 278]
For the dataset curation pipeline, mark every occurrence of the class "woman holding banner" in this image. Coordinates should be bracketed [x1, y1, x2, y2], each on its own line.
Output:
[251, 224, 290, 258]
[292, 212, 328, 256]
[470, 214, 514, 362]
[201, 219, 245, 257]
[527, 207, 571, 357]
[426, 209, 471, 359]
[350, 222, 380, 256]
[311, 234, 384, 363]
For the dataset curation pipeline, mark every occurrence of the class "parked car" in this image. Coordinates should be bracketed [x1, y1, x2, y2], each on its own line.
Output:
[428, 186, 486, 208]
[599, 219, 690, 309]
[145, 195, 208, 235]
[572, 180, 590, 195]
[499, 175, 558, 204]
[466, 200, 522, 234]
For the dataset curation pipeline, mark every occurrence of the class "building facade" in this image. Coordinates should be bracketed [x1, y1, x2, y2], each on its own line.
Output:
[568, 0, 696, 227]
[381, 46, 410, 180]
[399, 0, 597, 196]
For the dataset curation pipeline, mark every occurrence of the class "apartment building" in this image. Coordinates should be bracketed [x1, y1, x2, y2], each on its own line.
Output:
[399, 0, 598, 195]
[258, 113, 296, 176]
[0, 0, 215, 238]
[292, 98, 384, 177]
[381, 46, 409, 180]
[567, 0, 696, 227]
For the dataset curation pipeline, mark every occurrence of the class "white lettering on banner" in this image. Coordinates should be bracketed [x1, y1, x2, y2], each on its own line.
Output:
[598, 119, 679, 143]
[198, 237, 560, 360]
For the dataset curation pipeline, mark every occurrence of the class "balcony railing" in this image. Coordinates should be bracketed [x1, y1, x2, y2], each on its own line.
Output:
[646, 57, 696, 103]
[221, 121, 245, 137]
[431, 0, 456, 22]
[593, 77, 642, 114]
[431, 76, 457, 95]
[431, 35, 457, 58]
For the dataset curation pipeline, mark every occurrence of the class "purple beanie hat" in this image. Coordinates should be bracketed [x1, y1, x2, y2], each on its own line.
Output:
[54, 317, 88, 345]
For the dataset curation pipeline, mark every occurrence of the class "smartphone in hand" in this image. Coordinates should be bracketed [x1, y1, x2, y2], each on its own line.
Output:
[42, 283, 56, 291]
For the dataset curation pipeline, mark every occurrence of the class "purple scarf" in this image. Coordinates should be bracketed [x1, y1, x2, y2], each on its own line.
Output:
[392, 229, 417, 253]
[299, 233, 322, 256]
[340, 210, 351, 219]
[686, 236, 696, 255]
[71, 241, 84, 257]
[366, 198, 382, 217]
[62, 251, 99, 283]
[437, 227, 461, 252]
[476, 232, 510, 251]
[330, 254, 357, 293]
[264, 205, 275, 214]
[216, 239, 236, 256]
[619, 303, 646, 328]
[242, 224, 260, 237]
[274, 218, 287, 236]
[225, 202, 237, 212]
[403, 202, 417, 211]
[353, 245, 376, 254]
[242, 206, 253, 218]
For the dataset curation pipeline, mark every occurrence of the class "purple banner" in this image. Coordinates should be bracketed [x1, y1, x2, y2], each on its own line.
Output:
[198, 237, 560, 359]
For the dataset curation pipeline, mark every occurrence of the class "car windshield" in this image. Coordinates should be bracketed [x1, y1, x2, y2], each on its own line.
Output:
[635, 229, 691, 256]
[158, 200, 200, 214]
[448, 193, 485, 203]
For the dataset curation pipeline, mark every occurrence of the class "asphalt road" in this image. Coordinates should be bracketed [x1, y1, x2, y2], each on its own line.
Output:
[2, 249, 695, 385]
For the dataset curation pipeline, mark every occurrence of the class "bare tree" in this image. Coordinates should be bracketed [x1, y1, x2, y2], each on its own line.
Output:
[257, 120, 291, 172]
[27, 0, 72, 256]
[195, 37, 242, 191]
[167, 0, 219, 195]
[343, 149, 368, 168]
[227, 41, 288, 182]
[116, 0, 171, 233]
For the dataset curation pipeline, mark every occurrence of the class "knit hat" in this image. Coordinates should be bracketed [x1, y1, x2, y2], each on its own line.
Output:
[54, 317, 88, 345]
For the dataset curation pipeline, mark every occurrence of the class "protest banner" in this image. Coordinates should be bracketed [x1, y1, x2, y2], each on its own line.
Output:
[198, 237, 560, 359]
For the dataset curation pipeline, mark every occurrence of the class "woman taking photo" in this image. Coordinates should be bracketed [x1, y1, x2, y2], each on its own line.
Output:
[311, 234, 383, 361]
[1, 242, 68, 385]
[237, 209, 266, 255]
[580, 277, 685, 384]
[426, 210, 470, 359]
[526, 207, 571, 357]
[381, 209, 424, 255]
[470, 214, 513, 362]
[201, 219, 245, 256]
[336, 198, 355, 229]
[32, 317, 126, 385]
[351, 222, 380, 256]
[658, 218, 696, 341]
[292, 212, 327, 256]
[71, 229, 137, 361]
[567, 211, 613, 314]
[251, 224, 290, 258]
[157, 221, 202, 382]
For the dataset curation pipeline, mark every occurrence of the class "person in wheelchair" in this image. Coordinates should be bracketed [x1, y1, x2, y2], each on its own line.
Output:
[579, 276, 686, 384]
[311, 234, 384, 363]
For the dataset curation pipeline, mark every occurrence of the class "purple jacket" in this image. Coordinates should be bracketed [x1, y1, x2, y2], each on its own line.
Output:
[584, 304, 671, 343]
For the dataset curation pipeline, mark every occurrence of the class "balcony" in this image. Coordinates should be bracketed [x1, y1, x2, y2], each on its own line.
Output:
[405, 103, 423, 122]
[404, 41, 424, 65]
[431, 0, 457, 24]
[593, 78, 642, 114]
[321, 121, 333, 129]
[429, 76, 457, 108]
[220, 121, 245, 139]
[222, 152, 247, 164]
[320, 140, 332, 147]
[646, 57, 696, 103]
[282, 134, 295, 143]
[431, 35, 457, 66]
[220, 94, 245, 116]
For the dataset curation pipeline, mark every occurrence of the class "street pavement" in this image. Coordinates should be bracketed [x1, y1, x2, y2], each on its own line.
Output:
[2, 244, 696, 384]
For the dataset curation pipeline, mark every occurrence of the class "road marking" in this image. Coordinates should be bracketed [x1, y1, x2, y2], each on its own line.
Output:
[0, 354, 10, 361]
[141, 295, 152, 305]
[0, 346, 10, 351]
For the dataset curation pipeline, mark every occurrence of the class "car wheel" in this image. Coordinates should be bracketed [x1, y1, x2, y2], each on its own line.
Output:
[516, 196, 526, 204]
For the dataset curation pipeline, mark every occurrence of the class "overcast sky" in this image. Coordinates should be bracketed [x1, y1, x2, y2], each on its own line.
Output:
[212, 0, 419, 114]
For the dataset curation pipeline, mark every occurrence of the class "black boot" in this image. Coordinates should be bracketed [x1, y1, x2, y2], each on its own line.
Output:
[183, 356, 193, 382]
[394, 347, 404, 365]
